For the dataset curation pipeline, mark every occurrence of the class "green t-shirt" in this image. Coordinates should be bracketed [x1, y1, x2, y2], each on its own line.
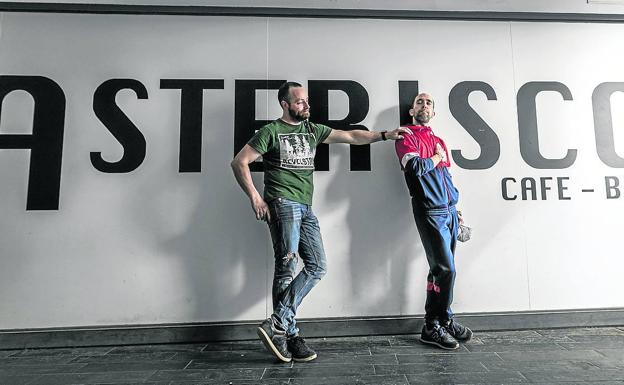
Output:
[247, 119, 333, 205]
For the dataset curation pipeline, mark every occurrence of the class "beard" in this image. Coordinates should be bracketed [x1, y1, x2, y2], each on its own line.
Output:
[415, 110, 432, 125]
[288, 106, 310, 122]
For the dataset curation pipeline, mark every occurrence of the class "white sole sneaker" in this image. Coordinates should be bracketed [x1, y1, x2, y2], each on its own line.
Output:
[257, 326, 292, 362]
[419, 336, 459, 350]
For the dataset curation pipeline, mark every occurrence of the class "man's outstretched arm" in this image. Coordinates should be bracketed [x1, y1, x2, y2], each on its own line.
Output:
[231, 145, 270, 222]
[323, 127, 411, 145]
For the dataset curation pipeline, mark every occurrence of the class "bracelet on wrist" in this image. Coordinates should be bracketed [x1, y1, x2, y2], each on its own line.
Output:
[380, 131, 387, 141]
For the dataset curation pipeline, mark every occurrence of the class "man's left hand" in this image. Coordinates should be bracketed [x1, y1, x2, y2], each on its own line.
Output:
[386, 127, 412, 140]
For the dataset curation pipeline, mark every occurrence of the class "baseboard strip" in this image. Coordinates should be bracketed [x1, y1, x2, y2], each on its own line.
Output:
[1, 308, 622, 349]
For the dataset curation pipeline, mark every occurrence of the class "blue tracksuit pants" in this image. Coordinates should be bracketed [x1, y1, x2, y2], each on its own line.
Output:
[412, 202, 459, 325]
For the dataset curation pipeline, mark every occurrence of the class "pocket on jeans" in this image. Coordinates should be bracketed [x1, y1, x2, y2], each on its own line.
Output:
[271, 198, 299, 222]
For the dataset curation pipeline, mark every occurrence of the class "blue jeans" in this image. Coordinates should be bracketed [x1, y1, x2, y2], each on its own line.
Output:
[267, 198, 327, 337]
[412, 203, 459, 325]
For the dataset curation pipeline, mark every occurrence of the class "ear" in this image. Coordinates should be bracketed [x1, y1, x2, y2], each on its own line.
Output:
[409, 108, 415, 117]
[280, 100, 288, 109]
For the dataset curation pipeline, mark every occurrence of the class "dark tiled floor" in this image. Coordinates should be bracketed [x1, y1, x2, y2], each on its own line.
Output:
[1, 326, 624, 384]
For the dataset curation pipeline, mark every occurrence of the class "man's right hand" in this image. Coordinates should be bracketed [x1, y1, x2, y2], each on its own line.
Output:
[435, 143, 447, 163]
[251, 195, 270, 222]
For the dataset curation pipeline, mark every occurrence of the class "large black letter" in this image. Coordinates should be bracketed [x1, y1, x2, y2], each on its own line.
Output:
[449, 81, 500, 169]
[92, 79, 147, 173]
[517, 81, 577, 169]
[308, 80, 370, 171]
[592, 82, 624, 168]
[161, 79, 224, 172]
[398, 81, 419, 126]
[0, 76, 65, 210]
[234, 79, 285, 172]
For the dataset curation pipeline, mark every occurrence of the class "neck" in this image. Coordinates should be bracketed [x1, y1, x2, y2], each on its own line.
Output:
[280, 114, 302, 125]
[412, 120, 429, 126]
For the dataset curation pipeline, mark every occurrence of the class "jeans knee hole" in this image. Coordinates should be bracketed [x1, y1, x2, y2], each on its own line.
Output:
[283, 251, 297, 262]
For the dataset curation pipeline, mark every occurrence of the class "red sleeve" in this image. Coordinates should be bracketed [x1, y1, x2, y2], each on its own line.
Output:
[395, 133, 422, 171]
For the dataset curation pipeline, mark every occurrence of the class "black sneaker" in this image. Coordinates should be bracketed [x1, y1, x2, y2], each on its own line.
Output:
[257, 318, 292, 362]
[420, 323, 459, 350]
[444, 319, 473, 342]
[287, 336, 317, 362]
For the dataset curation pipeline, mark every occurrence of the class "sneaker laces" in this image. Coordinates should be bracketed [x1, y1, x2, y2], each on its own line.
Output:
[430, 325, 447, 340]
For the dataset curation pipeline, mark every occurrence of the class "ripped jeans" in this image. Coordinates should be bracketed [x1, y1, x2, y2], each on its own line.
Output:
[267, 198, 327, 337]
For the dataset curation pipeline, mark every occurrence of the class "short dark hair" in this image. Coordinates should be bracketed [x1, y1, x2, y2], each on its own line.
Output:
[278, 81, 303, 104]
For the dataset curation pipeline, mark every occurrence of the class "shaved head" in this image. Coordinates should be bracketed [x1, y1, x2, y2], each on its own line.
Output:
[410, 93, 435, 125]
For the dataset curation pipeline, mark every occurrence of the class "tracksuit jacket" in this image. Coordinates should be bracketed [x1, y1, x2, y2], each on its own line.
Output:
[395, 125, 459, 212]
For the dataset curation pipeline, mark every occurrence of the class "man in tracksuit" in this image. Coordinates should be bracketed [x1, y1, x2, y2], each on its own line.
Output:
[394, 92, 473, 350]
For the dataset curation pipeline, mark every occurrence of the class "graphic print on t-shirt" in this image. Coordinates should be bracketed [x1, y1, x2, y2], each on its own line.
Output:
[278, 133, 315, 169]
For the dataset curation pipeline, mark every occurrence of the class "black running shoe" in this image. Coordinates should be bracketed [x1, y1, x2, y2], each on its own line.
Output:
[257, 318, 292, 362]
[444, 319, 473, 342]
[420, 323, 459, 350]
[287, 336, 317, 362]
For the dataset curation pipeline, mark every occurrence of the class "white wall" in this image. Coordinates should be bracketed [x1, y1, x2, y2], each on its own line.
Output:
[1, 12, 623, 329]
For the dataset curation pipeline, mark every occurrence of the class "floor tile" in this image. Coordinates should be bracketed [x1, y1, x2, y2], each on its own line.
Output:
[0, 363, 87, 375]
[521, 368, 624, 382]
[375, 361, 489, 375]
[289, 374, 409, 385]
[497, 349, 604, 362]
[109, 343, 207, 354]
[10, 347, 113, 357]
[149, 368, 264, 382]
[168, 380, 288, 385]
[27, 370, 157, 384]
[75, 360, 190, 373]
[69, 351, 178, 364]
[535, 327, 624, 337]
[405, 370, 527, 384]
[0, 374, 39, 385]
[559, 340, 624, 350]
[465, 342, 568, 353]
[263, 363, 375, 379]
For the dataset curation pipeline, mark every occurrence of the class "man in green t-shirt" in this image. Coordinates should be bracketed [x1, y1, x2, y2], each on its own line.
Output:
[231, 81, 408, 363]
